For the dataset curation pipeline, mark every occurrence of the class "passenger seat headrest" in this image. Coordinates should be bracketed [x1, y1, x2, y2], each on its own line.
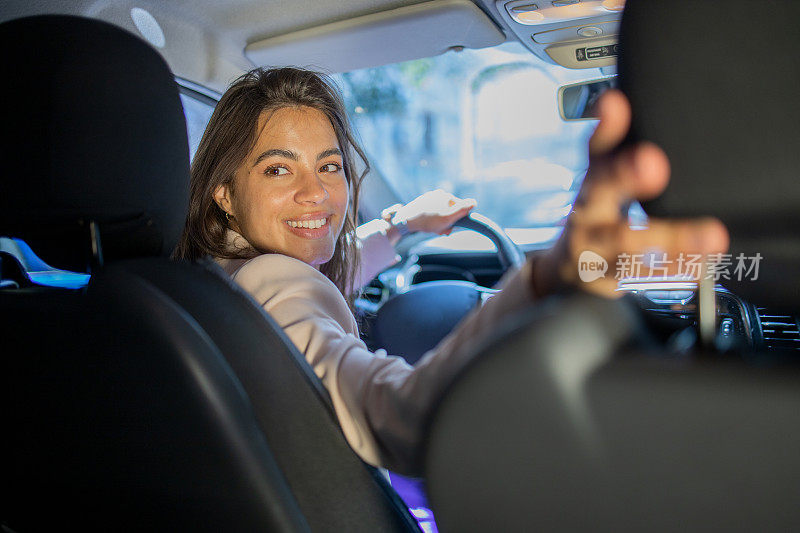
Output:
[619, 0, 800, 311]
[0, 15, 189, 272]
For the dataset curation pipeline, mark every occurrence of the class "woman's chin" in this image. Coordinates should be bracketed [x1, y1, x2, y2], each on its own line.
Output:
[290, 248, 335, 269]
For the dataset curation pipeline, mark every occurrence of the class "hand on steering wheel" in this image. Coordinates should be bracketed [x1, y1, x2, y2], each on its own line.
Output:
[383, 189, 477, 241]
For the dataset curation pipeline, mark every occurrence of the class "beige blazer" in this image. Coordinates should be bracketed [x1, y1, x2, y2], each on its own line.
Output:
[216, 228, 533, 475]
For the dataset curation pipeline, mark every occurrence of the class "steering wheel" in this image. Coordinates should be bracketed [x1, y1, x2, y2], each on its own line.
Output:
[366, 212, 525, 364]
[453, 212, 526, 271]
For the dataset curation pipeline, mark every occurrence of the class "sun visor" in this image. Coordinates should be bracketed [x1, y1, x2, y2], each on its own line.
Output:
[244, 0, 504, 73]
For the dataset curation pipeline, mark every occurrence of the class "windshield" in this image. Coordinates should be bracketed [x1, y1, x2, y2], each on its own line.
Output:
[334, 41, 603, 230]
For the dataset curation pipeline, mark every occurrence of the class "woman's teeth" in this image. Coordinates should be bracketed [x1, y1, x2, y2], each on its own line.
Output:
[287, 218, 327, 229]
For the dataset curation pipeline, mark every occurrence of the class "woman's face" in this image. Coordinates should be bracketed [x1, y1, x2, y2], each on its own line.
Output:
[215, 106, 349, 268]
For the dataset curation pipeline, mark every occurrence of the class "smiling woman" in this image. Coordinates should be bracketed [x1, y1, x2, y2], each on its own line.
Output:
[171, 64, 728, 481]
[175, 66, 550, 475]
[174, 67, 369, 295]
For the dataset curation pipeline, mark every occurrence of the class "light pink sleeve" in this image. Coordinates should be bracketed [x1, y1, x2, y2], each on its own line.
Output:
[353, 219, 400, 290]
[230, 253, 533, 475]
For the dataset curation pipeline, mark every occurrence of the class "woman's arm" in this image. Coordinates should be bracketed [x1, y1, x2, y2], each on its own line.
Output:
[232, 253, 535, 476]
[353, 218, 401, 290]
[353, 190, 477, 290]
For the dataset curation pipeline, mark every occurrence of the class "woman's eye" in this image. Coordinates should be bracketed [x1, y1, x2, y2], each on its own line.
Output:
[319, 163, 342, 173]
[264, 165, 290, 176]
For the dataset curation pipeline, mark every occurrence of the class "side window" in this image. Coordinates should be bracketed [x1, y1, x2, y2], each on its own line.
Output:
[178, 84, 217, 161]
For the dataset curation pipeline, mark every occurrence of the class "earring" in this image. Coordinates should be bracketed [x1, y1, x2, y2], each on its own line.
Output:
[225, 212, 232, 221]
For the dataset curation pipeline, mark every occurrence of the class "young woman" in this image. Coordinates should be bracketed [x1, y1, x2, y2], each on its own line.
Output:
[174, 67, 727, 475]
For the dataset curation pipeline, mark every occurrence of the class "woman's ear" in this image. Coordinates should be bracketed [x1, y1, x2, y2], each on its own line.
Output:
[213, 183, 233, 216]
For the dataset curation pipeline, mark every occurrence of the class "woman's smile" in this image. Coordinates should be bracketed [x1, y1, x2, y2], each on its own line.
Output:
[284, 212, 332, 236]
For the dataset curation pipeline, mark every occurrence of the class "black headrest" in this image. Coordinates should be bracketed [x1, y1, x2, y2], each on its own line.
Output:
[0, 15, 189, 272]
[619, 0, 800, 311]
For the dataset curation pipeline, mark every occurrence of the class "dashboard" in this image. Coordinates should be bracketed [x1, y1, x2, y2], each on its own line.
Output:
[357, 241, 800, 359]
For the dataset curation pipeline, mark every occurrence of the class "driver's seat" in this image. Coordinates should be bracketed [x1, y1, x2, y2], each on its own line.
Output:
[0, 15, 419, 532]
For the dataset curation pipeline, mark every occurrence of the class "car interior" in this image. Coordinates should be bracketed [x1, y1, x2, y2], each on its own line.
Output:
[2, 0, 799, 531]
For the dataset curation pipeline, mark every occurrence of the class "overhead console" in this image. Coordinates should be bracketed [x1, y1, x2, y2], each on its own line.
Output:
[493, 0, 623, 69]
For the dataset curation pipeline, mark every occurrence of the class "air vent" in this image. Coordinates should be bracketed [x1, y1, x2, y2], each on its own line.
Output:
[756, 308, 800, 351]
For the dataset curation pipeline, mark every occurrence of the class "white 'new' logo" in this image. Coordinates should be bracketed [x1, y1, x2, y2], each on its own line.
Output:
[578, 250, 608, 282]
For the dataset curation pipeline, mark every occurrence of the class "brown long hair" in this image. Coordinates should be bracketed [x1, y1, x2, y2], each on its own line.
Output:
[173, 67, 369, 296]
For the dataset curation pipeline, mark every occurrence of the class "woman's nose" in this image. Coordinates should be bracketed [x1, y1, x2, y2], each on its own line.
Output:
[294, 169, 329, 204]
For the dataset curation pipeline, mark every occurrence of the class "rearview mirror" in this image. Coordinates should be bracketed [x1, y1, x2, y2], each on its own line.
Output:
[558, 76, 618, 121]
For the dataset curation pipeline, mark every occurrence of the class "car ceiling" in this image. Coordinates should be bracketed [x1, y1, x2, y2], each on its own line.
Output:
[0, 0, 620, 93]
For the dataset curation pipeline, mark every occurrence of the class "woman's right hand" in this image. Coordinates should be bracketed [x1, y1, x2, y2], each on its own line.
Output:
[531, 90, 729, 299]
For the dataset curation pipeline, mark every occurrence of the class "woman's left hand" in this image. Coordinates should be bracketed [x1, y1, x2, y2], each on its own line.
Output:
[383, 189, 477, 238]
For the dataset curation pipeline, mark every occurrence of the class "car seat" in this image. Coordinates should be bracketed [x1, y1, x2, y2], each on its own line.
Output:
[424, 1, 800, 530]
[0, 14, 419, 532]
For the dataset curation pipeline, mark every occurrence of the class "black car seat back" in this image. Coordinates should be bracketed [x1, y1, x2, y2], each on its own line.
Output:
[0, 14, 418, 532]
[426, 293, 800, 531]
[3, 266, 310, 531]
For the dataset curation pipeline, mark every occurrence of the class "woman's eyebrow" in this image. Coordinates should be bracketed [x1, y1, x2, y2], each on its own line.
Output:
[317, 148, 342, 160]
[252, 148, 297, 167]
